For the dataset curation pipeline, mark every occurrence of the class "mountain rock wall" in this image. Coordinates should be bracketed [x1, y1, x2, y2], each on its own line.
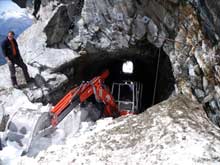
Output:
[17, 0, 220, 125]
[0, 1, 219, 162]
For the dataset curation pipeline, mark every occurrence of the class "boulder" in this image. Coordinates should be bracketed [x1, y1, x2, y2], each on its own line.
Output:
[44, 5, 71, 46]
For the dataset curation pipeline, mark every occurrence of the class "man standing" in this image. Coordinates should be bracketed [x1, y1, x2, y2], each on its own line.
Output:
[1, 31, 32, 88]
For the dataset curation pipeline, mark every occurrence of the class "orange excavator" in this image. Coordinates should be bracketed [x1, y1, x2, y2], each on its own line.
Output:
[51, 69, 122, 127]
[47, 69, 142, 128]
[3, 70, 143, 154]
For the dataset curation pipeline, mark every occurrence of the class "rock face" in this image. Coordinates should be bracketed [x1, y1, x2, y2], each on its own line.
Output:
[22, 0, 220, 125]
[12, 0, 27, 8]
[1, 1, 220, 163]
[44, 5, 71, 46]
[19, 96, 220, 164]
[165, 3, 220, 126]
[206, 1, 220, 38]
[191, 0, 220, 44]
[68, 0, 172, 53]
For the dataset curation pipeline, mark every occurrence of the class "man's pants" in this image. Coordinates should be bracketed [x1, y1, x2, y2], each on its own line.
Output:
[8, 58, 30, 85]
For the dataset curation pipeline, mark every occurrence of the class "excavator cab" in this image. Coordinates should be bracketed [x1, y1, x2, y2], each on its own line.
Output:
[111, 81, 143, 115]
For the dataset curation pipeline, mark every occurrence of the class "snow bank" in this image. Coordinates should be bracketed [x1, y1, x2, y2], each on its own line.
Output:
[16, 96, 220, 164]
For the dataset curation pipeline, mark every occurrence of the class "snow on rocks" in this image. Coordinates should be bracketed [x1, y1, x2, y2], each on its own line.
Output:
[17, 5, 79, 70]
[28, 48, 79, 71]
[18, 21, 79, 71]
[12, 8, 80, 103]
[15, 95, 220, 164]
[0, 88, 44, 117]
[0, 65, 12, 89]
[0, 144, 24, 164]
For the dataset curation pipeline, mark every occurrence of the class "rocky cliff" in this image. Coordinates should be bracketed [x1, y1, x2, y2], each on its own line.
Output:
[0, 0, 220, 163]
[12, 0, 220, 125]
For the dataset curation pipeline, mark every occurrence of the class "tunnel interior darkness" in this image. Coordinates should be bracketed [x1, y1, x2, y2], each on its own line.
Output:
[67, 47, 175, 113]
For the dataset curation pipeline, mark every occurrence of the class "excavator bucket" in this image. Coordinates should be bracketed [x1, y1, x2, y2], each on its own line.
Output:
[1, 69, 123, 155]
[4, 108, 51, 154]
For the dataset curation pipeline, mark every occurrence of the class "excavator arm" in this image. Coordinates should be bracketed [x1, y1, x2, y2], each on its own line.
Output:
[3, 70, 126, 154]
[50, 70, 119, 127]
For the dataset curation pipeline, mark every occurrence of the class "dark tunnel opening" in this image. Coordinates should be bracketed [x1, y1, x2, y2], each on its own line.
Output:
[64, 47, 175, 113]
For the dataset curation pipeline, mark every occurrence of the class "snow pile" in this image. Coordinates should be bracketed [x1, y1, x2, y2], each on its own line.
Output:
[0, 144, 24, 164]
[0, 87, 96, 164]
[0, 89, 42, 116]
[18, 118, 115, 165]
[1, 88, 220, 164]
[0, 65, 12, 88]
[12, 96, 220, 164]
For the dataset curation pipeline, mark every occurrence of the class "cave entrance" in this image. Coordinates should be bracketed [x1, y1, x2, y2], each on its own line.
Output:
[69, 47, 175, 113]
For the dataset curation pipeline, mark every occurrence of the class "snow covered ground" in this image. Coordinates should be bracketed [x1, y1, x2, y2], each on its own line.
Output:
[1, 94, 220, 165]
[0, 87, 75, 162]
[0, 88, 99, 165]
[0, 0, 33, 65]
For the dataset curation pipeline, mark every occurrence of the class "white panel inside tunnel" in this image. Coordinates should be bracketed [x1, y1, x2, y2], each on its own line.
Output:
[122, 61, 133, 74]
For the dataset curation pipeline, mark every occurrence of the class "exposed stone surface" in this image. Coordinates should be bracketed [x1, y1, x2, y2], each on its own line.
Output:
[190, 0, 220, 44]
[2, 0, 216, 124]
[12, 0, 27, 8]
[1, 1, 220, 163]
[9, 0, 219, 125]
[19, 96, 220, 164]
[67, 0, 175, 53]
[11, 8, 80, 103]
[206, 1, 220, 38]
[44, 5, 71, 46]
[163, 4, 220, 125]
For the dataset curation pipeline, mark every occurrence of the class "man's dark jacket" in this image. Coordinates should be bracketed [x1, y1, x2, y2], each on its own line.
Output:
[1, 38, 22, 62]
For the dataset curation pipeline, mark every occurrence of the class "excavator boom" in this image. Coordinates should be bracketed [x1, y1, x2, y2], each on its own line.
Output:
[50, 69, 119, 127]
